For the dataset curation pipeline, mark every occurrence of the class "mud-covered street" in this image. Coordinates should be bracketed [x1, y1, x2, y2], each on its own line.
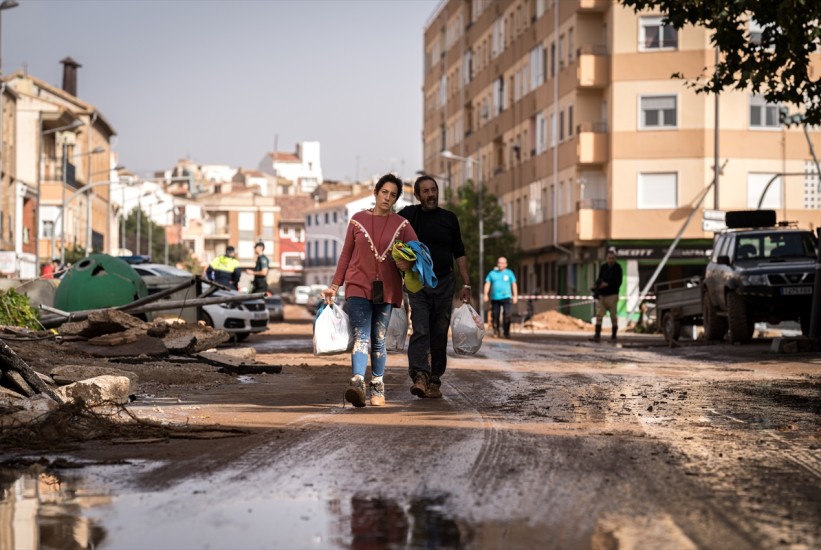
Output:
[2, 305, 820, 549]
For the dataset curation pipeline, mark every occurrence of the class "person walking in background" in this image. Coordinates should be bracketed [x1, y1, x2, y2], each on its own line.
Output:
[247, 242, 270, 295]
[206, 245, 241, 290]
[322, 174, 417, 408]
[591, 247, 623, 342]
[483, 256, 518, 338]
[397, 175, 471, 399]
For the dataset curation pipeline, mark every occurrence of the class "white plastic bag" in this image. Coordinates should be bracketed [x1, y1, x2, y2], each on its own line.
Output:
[313, 303, 353, 356]
[386, 306, 409, 352]
[450, 303, 485, 355]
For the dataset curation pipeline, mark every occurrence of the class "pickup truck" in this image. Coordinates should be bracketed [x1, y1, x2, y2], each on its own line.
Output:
[655, 210, 817, 343]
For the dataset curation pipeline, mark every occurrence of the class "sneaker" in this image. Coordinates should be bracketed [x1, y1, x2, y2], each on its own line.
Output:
[427, 379, 442, 399]
[369, 376, 386, 406]
[345, 375, 367, 407]
[410, 372, 428, 398]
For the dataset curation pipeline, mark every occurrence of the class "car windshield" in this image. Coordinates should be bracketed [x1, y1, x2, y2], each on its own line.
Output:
[734, 232, 817, 260]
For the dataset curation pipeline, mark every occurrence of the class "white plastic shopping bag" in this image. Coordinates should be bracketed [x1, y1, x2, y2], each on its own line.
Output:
[450, 303, 485, 355]
[313, 302, 353, 356]
[386, 305, 409, 352]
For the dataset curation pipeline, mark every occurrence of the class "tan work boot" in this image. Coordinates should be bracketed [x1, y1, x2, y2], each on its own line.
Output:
[427, 379, 442, 399]
[345, 375, 366, 407]
[369, 376, 386, 406]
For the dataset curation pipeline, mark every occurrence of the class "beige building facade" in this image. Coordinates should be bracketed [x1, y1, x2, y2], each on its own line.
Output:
[423, 0, 821, 321]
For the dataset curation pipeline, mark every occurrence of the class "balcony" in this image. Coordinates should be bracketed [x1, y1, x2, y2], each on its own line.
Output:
[578, 0, 609, 11]
[576, 45, 609, 88]
[576, 200, 608, 241]
[576, 122, 608, 165]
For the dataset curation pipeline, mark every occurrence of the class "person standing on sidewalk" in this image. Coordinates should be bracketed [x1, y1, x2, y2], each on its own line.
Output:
[397, 175, 471, 399]
[322, 174, 417, 408]
[247, 242, 270, 295]
[591, 248, 623, 342]
[483, 256, 518, 338]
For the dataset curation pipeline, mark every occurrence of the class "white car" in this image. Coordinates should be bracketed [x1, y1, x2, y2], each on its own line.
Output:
[131, 263, 269, 341]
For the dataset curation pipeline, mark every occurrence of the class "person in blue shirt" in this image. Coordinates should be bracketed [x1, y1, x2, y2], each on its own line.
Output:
[483, 256, 518, 338]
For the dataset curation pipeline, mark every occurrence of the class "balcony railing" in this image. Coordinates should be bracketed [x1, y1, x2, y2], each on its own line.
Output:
[577, 198, 608, 210]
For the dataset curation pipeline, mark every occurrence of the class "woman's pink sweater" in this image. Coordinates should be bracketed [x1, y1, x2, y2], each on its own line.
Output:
[332, 210, 418, 307]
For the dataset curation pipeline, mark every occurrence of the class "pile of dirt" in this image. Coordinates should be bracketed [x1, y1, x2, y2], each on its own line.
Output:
[529, 310, 592, 331]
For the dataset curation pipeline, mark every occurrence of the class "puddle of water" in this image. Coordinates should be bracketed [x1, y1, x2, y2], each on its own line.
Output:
[252, 338, 312, 353]
[1, 467, 467, 549]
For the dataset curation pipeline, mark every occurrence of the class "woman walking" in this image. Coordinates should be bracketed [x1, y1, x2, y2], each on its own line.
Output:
[322, 174, 417, 407]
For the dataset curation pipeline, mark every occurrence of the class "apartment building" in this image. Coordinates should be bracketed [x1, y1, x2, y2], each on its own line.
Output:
[258, 142, 323, 194]
[3, 60, 116, 277]
[422, 0, 821, 320]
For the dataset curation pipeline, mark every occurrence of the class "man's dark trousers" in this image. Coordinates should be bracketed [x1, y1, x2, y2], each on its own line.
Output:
[407, 274, 455, 384]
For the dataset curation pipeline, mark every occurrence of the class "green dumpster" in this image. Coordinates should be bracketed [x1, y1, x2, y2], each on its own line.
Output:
[54, 254, 148, 312]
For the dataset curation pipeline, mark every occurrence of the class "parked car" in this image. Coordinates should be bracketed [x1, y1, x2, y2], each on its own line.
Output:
[265, 294, 285, 322]
[292, 285, 312, 305]
[130, 263, 269, 341]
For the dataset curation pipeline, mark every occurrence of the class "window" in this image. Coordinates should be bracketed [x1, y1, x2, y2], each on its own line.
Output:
[559, 110, 565, 141]
[750, 94, 780, 128]
[638, 172, 678, 209]
[640, 95, 677, 129]
[640, 16, 678, 50]
[42, 220, 54, 238]
[747, 173, 782, 208]
[529, 45, 545, 88]
[568, 105, 574, 137]
[549, 113, 556, 146]
[749, 18, 764, 46]
[535, 113, 547, 154]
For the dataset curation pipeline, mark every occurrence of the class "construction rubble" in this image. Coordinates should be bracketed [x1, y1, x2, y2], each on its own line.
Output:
[0, 309, 278, 448]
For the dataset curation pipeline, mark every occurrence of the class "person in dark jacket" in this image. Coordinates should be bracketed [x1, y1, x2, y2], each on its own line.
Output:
[396, 175, 471, 399]
[206, 246, 241, 290]
[246, 242, 270, 294]
[591, 248, 623, 342]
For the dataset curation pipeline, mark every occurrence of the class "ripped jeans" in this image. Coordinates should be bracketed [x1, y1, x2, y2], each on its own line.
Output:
[345, 297, 393, 378]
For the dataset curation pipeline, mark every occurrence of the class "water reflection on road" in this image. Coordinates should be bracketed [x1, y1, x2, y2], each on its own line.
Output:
[0, 466, 467, 549]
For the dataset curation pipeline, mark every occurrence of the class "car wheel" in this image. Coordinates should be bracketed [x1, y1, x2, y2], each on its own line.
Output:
[235, 332, 250, 342]
[800, 311, 812, 337]
[702, 292, 728, 341]
[726, 292, 754, 344]
[201, 311, 215, 328]
[661, 311, 681, 343]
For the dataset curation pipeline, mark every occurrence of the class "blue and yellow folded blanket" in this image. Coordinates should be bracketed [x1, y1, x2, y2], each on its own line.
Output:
[392, 240, 437, 293]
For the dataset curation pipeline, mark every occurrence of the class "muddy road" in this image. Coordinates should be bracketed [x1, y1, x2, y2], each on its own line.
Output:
[2, 306, 820, 549]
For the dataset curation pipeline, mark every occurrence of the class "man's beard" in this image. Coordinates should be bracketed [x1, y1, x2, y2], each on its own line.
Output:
[422, 197, 438, 210]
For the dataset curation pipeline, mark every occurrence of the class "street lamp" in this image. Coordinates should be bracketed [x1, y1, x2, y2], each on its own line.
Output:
[440, 149, 486, 322]
[36, 118, 83, 275]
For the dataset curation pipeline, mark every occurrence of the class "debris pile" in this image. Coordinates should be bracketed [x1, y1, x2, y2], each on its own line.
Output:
[0, 308, 274, 449]
[529, 310, 593, 331]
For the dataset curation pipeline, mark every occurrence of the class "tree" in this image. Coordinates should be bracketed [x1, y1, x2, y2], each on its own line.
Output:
[448, 181, 521, 300]
[621, 0, 821, 124]
[123, 208, 192, 266]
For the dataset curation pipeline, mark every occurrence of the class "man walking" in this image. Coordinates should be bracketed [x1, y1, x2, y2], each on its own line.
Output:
[591, 247, 623, 342]
[206, 245, 241, 290]
[397, 175, 471, 399]
[247, 242, 270, 295]
[483, 256, 518, 338]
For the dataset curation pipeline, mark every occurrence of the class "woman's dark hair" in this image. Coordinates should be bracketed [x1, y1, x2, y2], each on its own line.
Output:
[413, 174, 438, 196]
[375, 173, 403, 194]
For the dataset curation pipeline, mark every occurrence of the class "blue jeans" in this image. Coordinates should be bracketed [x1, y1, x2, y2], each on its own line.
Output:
[407, 274, 455, 383]
[346, 297, 392, 378]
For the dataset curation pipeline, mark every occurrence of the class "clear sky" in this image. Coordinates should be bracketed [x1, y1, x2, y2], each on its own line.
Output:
[3, 0, 440, 181]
